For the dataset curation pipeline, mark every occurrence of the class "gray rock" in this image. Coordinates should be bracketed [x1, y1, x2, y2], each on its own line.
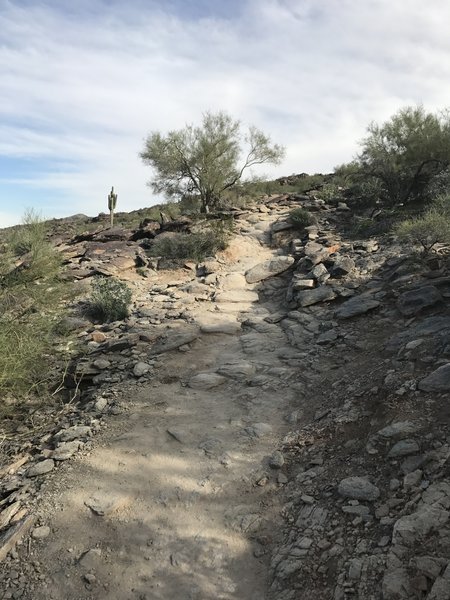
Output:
[269, 451, 285, 469]
[387, 439, 420, 458]
[26, 459, 55, 477]
[335, 296, 380, 319]
[375, 421, 421, 440]
[245, 423, 272, 438]
[31, 526, 50, 540]
[188, 373, 227, 390]
[382, 568, 412, 599]
[337, 477, 380, 501]
[214, 290, 259, 303]
[149, 329, 199, 355]
[245, 256, 295, 283]
[397, 285, 442, 317]
[428, 564, 450, 600]
[316, 329, 338, 344]
[329, 255, 355, 278]
[403, 469, 423, 488]
[200, 322, 241, 335]
[309, 263, 330, 284]
[78, 548, 102, 570]
[297, 286, 336, 307]
[419, 363, 450, 392]
[52, 441, 83, 461]
[133, 362, 152, 377]
[393, 505, 449, 546]
[272, 220, 293, 232]
[56, 425, 92, 442]
[217, 361, 256, 380]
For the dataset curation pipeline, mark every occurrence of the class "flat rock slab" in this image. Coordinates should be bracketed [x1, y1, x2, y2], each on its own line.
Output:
[149, 329, 199, 355]
[26, 459, 55, 478]
[419, 363, 450, 392]
[56, 425, 92, 442]
[245, 256, 295, 284]
[188, 373, 227, 390]
[335, 296, 380, 319]
[52, 441, 83, 461]
[297, 286, 336, 307]
[397, 285, 442, 317]
[337, 476, 380, 501]
[200, 322, 241, 335]
[214, 290, 259, 304]
[217, 361, 256, 380]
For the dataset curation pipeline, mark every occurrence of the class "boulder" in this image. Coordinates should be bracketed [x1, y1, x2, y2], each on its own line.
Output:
[335, 296, 380, 319]
[329, 255, 355, 278]
[419, 363, 450, 392]
[188, 373, 227, 390]
[245, 256, 295, 284]
[397, 285, 442, 317]
[297, 286, 336, 307]
[337, 476, 380, 501]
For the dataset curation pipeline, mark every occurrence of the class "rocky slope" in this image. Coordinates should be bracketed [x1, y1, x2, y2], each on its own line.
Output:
[0, 193, 449, 600]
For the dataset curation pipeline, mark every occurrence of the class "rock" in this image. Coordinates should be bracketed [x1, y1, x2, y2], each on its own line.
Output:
[269, 451, 285, 469]
[397, 285, 442, 317]
[56, 425, 92, 442]
[167, 427, 191, 445]
[91, 331, 107, 344]
[214, 290, 259, 304]
[149, 329, 199, 355]
[337, 477, 380, 501]
[403, 469, 423, 488]
[78, 548, 102, 570]
[188, 373, 227, 390]
[84, 493, 130, 516]
[393, 505, 449, 547]
[335, 296, 380, 319]
[309, 263, 330, 284]
[316, 329, 338, 344]
[52, 441, 83, 461]
[200, 322, 241, 335]
[245, 256, 295, 283]
[382, 568, 412, 599]
[297, 286, 336, 307]
[92, 358, 110, 370]
[245, 423, 273, 438]
[374, 421, 421, 440]
[26, 459, 55, 477]
[133, 362, 152, 377]
[428, 565, 450, 600]
[329, 255, 355, 278]
[31, 526, 50, 540]
[272, 221, 293, 232]
[419, 363, 450, 392]
[217, 361, 256, 380]
[387, 439, 420, 458]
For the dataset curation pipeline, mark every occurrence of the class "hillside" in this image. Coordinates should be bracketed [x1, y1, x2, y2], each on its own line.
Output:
[0, 190, 449, 600]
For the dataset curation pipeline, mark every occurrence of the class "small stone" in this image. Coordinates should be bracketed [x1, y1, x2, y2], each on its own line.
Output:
[31, 526, 50, 540]
[92, 358, 110, 370]
[133, 362, 151, 377]
[26, 459, 54, 478]
[388, 439, 420, 458]
[84, 573, 96, 584]
[245, 423, 272, 438]
[337, 477, 380, 502]
[91, 331, 107, 343]
[419, 363, 450, 392]
[403, 469, 423, 489]
[56, 425, 92, 442]
[268, 451, 285, 469]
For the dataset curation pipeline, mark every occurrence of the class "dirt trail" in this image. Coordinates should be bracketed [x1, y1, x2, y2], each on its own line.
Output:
[14, 220, 300, 600]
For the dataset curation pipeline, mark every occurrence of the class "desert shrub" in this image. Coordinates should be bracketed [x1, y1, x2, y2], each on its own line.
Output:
[289, 208, 316, 230]
[88, 277, 132, 322]
[396, 195, 450, 253]
[149, 229, 228, 262]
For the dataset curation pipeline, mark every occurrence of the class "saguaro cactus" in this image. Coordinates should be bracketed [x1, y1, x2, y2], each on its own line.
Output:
[108, 186, 118, 227]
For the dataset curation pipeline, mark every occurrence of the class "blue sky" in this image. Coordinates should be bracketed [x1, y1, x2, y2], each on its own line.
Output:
[1, 0, 450, 226]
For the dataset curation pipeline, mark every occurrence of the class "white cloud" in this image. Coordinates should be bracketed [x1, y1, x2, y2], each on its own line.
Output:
[1, 0, 450, 221]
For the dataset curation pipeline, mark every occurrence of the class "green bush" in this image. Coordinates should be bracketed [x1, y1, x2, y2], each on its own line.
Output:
[396, 195, 450, 253]
[149, 228, 229, 262]
[288, 208, 316, 230]
[88, 277, 132, 322]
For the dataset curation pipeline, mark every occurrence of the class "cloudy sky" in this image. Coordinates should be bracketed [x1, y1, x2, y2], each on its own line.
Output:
[1, 0, 449, 226]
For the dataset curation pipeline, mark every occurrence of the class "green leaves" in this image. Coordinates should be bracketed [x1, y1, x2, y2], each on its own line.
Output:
[140, 111, 285, 213]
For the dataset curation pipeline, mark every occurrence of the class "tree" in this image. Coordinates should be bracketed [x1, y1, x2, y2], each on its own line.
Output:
[357, 105, 450, 205]
[140, 111, 285, 213]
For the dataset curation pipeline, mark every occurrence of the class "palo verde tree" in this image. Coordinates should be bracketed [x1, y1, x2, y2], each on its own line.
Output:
[357, 105, 450, 206]
[140, 111, 285, 213]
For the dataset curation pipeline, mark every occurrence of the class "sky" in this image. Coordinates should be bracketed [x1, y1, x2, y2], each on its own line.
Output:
[1, 0, 450, 226]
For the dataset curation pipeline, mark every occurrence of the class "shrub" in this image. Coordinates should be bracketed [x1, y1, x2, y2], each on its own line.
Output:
[396, 195, 450, 253]
[149, 228, 229, 262]
[289, 208, 316, 230]
[88, 277, 132, 322]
